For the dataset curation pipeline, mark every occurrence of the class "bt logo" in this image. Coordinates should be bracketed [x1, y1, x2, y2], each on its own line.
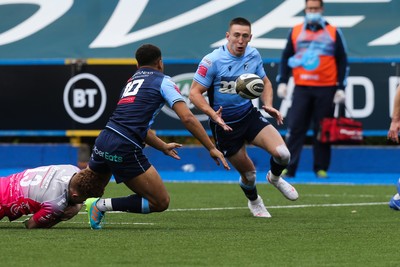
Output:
[63, 73, 107, 124]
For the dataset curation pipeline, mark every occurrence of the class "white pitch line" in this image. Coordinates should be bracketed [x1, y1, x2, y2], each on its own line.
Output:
[302, 194, 385, 198]
[267, 202, 388, 209]
[74, 202, 388, 213]
[166, 202, 388, 212]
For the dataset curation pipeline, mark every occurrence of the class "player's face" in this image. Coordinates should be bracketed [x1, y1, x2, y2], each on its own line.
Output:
[226, 24, 252, 57]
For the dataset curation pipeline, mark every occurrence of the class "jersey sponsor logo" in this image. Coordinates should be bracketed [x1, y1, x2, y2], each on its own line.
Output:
[93, 146, 123, 163]
[63, 73, 107, 124]
[161, 73, 208, 122]
[135, 70, 154, 76]
[219, 79, 236, 94]
[197, 65, 208, 77]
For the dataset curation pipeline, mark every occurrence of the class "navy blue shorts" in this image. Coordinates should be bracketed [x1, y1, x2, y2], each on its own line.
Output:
[209, 108, 270, 157]
[88, 129, 151, 183]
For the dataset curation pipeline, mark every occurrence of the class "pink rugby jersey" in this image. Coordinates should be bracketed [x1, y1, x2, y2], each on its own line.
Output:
[0, 165, 79, 227]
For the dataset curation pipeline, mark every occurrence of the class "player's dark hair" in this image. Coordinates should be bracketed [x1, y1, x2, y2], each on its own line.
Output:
[229, 17, 251, 30]
[135, 44, 162, 67]
[305, 0, 323, 7]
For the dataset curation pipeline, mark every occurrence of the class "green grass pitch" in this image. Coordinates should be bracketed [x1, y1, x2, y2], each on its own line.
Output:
[1, 182, 399, 266]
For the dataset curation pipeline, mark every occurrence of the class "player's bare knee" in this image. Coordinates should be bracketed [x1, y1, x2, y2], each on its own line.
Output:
[274, 144, 291, 165]
[152, 195, 170, 212]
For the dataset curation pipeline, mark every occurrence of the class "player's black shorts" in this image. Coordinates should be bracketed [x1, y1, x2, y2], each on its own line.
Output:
[88, 129, 151, 183]
[209, 107, 270, 157]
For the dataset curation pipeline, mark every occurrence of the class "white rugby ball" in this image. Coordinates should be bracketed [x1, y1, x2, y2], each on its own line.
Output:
[235, 73, 264, 99]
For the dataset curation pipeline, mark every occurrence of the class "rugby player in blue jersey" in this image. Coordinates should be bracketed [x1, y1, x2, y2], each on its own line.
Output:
[86, 44, 230, 229]
[189, 17, 298, 218]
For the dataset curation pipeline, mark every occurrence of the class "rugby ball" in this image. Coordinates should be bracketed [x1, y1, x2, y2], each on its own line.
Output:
[235, 74, 264, 99]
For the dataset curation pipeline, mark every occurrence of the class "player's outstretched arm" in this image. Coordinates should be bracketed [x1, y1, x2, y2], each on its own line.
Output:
[25, 203, 64, 229]
[261, 76, 284, 125]
[23, 215, 62, 229]
[189, 81, 232, 131]
[145, 129, 182, 160]
[172, 101, 230, 170]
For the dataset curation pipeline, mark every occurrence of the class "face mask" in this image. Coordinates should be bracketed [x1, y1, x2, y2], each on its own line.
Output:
[305, 12, 322, 24]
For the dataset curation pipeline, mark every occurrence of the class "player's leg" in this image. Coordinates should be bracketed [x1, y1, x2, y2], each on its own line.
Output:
[87, 129, 165, 229]
[210, 118, 270, 217]
[90, 166, 168, 214]
[87, 166, 169, 229]
[228, 146, 270, 218]
[251, 125, 298, 201]
[116, 165, 169, 213]
[252, 124, 289, 174]
[228, 144, 258, 200]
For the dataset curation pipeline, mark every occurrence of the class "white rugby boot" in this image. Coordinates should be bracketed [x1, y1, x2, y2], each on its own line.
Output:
[267, 171, 299, 201]
[248, 195, 271, 218]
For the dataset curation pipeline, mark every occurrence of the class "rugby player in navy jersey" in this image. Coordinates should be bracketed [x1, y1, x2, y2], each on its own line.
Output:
[189, 17, 298, 218]
[86, 44, 229, 229]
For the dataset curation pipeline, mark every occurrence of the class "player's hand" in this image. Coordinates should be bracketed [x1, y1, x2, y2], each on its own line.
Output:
[213, 106, 232, 131]
[209, 147, 230, 170]
[262, 105, 284, 125]
[387, 121, 400, 143]
[162, 143, 182, 160]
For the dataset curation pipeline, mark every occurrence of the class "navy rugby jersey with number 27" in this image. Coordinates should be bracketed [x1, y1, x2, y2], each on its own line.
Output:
[106, 67, 184, 146]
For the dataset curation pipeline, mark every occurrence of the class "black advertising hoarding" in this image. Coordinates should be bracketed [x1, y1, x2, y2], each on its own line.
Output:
[0, 62, 399, 135]
[0, 64, 132, 130]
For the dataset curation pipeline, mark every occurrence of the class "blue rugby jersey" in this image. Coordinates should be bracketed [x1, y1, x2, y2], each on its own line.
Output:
[106, 67, 184, 144]
[193, 44, 266, 122]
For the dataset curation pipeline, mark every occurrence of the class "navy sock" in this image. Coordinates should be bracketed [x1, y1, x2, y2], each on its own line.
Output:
[239, 181, 258, 201]
[111, 194, 151, 214]
[270, 156, 286, 177]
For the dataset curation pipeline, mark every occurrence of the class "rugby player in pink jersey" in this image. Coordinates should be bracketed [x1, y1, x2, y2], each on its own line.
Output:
[0, 164, 106, 228]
